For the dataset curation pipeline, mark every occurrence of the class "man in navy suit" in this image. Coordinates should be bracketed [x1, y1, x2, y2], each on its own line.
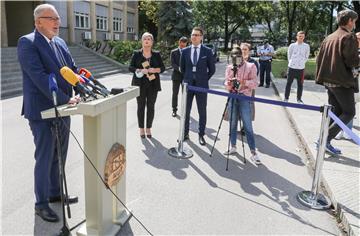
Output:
[170, 36, 188, 117]
[180, 27, 216, 145]
[17, 4, 80, 222]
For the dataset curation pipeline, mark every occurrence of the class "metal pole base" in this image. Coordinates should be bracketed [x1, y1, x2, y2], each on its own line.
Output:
[168, 147, 193, 159]
[297, 191, 331, 210]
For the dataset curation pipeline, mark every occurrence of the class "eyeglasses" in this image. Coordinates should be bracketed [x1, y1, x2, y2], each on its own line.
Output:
[39, 16, 60, 22]
[191, 34, 202, 37]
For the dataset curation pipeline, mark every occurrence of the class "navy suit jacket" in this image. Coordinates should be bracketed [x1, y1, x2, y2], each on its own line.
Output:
[180, 45, 215, 88]
[170, 48, 183, 81]
[17, 30, 76, 120]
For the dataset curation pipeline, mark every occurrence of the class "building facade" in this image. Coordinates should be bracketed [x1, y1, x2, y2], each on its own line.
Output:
[1, 0, 139, 47]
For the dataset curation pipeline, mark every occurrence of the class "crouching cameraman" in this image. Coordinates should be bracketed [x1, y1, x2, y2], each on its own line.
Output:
[224, 46, 261, 165]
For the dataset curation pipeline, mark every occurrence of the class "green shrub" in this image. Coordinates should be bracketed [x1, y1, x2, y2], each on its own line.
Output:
[274, 46, 288, 60]
[111, 40, 174, 67]
[112, 41, 142, 64]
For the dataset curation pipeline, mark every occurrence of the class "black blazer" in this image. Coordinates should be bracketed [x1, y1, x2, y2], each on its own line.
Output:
[129, 49, 165, 92]
[170, 48, 183, 81]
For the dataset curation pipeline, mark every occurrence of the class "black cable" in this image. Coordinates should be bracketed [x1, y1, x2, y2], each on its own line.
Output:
[57, 112, 153, 236]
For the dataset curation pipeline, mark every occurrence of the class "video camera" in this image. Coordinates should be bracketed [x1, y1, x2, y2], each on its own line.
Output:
[230, 46, 243, 90]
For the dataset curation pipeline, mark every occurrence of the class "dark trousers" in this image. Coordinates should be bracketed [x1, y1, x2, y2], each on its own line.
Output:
[327, 87, 355, 142]
[259, 60, 272, 85]
[284, 68, 304, 100]
[184, 89, 207, 137]
[29, 116, 70, 208]
[137, 87, 158, 128]
[172, 79, 182, 112]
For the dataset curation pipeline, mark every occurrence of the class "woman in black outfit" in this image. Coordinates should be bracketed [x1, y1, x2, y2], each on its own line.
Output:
[129, 32, 165, 138]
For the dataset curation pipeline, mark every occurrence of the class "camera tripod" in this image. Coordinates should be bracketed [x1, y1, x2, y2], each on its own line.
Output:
[210, 96, 246, 169]
[210, 62, 247, 170]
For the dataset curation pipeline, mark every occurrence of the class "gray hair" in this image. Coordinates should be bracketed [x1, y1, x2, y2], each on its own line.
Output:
[141, 32, 154, 42]
[33, 4, 57, 20]
[337, 9, 358, 26]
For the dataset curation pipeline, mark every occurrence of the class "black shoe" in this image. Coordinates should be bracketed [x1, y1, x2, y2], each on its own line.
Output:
[172, 111, 177, 117]
[146, 134, 152, 139]
[199, 135, 206, 146]
[35, 206, 59, 222]
[49, 195, 79, 204]
[265, 84, 270, 88]
[258, 84, 264, 87]
[183, 134, 190, 141]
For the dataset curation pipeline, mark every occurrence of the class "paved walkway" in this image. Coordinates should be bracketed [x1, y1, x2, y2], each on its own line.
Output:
[273, 78, 360, 236]
[1, 62, 345, 235]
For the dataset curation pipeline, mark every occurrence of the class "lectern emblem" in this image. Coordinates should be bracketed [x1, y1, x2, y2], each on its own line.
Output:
[104, 143, 126, 187]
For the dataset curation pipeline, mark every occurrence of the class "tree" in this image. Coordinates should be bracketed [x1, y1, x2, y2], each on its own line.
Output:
[138, 1, 160, 39]
[192, 1, 256, 50]
[157, 1, 193, 44]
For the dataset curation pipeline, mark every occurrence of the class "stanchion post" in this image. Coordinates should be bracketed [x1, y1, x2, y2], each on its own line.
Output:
[168, 83, 193, 159]
[297, 104, 332, 210]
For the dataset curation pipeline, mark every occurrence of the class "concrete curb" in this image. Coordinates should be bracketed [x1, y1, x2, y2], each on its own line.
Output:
[271, 77, 353, 236]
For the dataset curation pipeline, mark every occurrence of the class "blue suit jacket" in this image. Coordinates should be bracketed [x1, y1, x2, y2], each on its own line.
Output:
[180, 45, 216, 88]
[17, 30, 77, 120]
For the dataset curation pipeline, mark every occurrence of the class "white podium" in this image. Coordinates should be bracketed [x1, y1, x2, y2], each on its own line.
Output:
[41, 86, 139, 235]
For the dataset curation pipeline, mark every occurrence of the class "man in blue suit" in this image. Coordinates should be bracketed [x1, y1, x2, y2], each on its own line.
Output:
[17, 4, 80, 222]
[180, 27, 216, 145]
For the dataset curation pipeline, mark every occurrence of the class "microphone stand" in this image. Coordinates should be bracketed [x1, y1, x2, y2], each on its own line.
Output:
[51, 92, 71, 236]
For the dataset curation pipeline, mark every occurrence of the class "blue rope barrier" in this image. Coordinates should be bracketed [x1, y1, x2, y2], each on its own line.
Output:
[187, 85, 322, 112]
[328, 111, 360, 146]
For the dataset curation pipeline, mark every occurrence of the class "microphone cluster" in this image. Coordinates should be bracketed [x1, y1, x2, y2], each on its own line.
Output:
[49, 66, 125, 106]
[60, 66, 114, 101]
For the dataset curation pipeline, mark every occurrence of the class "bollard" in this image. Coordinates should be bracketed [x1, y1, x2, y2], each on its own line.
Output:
[297, 104, 332, 210]
[168, 83, 193, 159]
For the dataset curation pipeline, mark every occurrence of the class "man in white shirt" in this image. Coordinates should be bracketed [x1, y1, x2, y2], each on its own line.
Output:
[284, 31, 310, 103]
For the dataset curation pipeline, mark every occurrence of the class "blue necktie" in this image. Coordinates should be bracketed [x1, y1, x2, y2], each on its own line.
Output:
[193, 46, 198, 65]
[50, 40, 64, 66]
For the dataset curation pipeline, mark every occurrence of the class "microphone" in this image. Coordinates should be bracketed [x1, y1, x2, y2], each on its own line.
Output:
[60, 66, 97, 99]
[48, 73, 58, 106]
[78, 68, 109, 91]
[79, 74, 109, 97]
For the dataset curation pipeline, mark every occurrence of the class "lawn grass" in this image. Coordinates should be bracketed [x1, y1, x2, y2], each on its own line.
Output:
[272, 58, 316, 79]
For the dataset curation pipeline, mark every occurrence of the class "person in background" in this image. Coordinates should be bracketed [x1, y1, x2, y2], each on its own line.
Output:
[17, 3, 79, 223]
[315, 9, 359, 154]
[284, 31, 310, 104]
[224, 46, 261, 165]
[170, 36, 188, 117]
[239, 42, 259, 135]
[335, 31, 360, 140]
[257, 40, 274, 88]
[180, 26, 216, 146]
[129, 32, 165, 139]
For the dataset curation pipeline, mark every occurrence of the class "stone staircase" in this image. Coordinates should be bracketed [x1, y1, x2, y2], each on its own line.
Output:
[1, 45, 128, 100]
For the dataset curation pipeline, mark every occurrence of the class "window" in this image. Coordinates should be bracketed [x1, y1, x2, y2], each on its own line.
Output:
[75, 12, 90, 29]
[127, 27, 134, 33]
[113, 17, 122, 32]
[96, 16, 108, 31]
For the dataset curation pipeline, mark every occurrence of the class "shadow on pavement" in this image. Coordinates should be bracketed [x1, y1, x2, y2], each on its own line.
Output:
[254, 134, 305, 166]
[186, 141, 335, 235]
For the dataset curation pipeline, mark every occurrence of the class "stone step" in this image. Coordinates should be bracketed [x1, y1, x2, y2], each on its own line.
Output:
[1, 45, 125, 100]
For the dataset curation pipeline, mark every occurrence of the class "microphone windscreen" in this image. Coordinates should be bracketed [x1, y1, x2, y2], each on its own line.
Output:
[60, 66, 79, 87]
[48, 73, 58, 92]
[79, 68, 92, 79]
[110, 88, 124, 95]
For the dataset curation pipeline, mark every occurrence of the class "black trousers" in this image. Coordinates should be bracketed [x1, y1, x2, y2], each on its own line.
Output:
[284, 68, 304, 100]
[172, 79, 182, 112]
[259, 60, 272, 85]
[136, 87, 158, 128]
[327, 87, 355, 142]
